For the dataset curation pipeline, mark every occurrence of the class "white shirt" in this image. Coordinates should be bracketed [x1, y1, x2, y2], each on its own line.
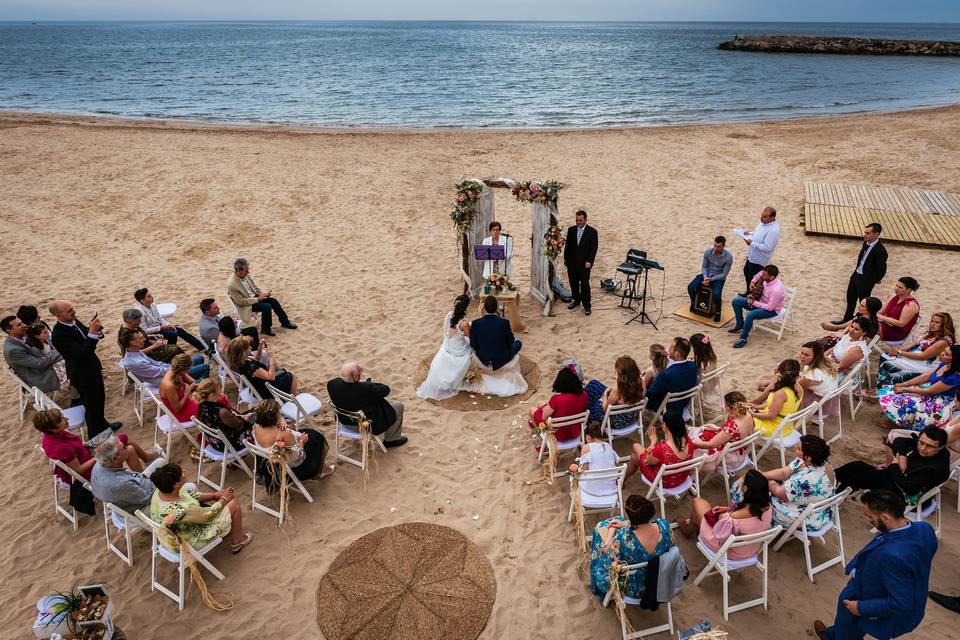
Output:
[481, 235, 513, 278]
[747, 220, 781, 266]
[855, 239, 879, 275]
[578, 442, 619, 496]
[576, 226, 585, 243]
[801, 365, 838, 398]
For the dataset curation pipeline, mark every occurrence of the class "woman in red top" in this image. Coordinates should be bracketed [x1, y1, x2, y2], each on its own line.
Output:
[877, 276, 920, 343]
[529, 365, 589, 442]
[627, 412, 695, 488]
[160, 353, 202, 423]
[35, 409, 155, 485]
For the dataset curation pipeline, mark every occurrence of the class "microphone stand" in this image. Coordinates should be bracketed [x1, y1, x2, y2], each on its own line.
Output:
[625, 264, 658, 329]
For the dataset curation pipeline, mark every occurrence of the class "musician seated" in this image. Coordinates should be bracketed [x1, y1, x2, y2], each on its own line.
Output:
[482, 221, 513, 279]
[687, 236, 733, 323]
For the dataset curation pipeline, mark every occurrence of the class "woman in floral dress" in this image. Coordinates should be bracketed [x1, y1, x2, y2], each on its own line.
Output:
[762, 435, 836, 531]
[877, 312, 955, 387]
[589, 495, 673, 602]
[690, 391, 756, 474]
[878, 345, 960, 432]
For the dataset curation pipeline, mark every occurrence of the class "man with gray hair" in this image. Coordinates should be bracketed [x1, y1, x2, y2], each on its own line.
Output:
[326, 362, 407, 448]
[90, 437, 165, 514]
[226, 257, 297, 336]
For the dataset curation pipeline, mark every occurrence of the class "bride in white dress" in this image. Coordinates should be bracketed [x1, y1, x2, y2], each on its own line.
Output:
[416, 296, 474, 401]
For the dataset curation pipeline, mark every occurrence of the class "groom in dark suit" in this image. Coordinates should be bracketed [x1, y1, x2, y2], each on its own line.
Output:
[837, 222, 888, 323]
[564, 209, 599, 316]
[470, 296, 522, 370]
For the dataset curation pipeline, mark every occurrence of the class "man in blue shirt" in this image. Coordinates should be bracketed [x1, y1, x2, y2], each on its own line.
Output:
[814, 490, 938, 640]
[687, 235, 733, 322]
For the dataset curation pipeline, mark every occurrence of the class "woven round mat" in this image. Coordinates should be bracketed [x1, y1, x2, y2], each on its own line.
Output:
[413, 354, 540, 411]
[317, 523, 497, 640]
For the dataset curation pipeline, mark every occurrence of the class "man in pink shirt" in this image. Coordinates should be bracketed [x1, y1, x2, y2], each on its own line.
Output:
[728, 264, 785, 349]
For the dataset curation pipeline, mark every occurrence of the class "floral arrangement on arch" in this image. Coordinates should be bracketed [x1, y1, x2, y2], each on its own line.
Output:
[543, 224, 565, 259]
[511, 180, 565, 205]
[484, 272, 518, 292]
[450, 180, 484, 239]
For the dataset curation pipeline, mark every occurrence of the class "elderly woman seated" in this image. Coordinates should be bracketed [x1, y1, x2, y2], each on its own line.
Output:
[877, 345, 960, 432]
[588, 495, 673, 602]
[877, 312, 955, 387]
[226, 336, 297, 399]
[762, 435, 835, 531]
[677, 469, 773, 561]
[35, 409, 156, 486]
[118, 308, 182, 363]
[149, 463, 253, 554]
[251, 399, 333, 485]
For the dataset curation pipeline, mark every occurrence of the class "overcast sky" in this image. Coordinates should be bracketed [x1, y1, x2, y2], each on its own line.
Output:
[1, 1, 958, 22]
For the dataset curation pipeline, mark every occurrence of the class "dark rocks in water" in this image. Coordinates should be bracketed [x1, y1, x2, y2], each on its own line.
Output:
[718, 35, 960, 57]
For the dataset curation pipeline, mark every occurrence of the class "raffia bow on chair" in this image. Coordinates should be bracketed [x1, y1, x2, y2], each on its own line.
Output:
[608, 561, 635, 636]
[528, 418, 558, 485]
[264, 443, 293, 528]
[158, 518, 235, 612]
[569, 472, 588, 572]
[357, 411, 373, 493]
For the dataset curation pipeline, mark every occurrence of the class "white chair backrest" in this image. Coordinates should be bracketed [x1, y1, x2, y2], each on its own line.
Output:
[602, 400, 646, 425]
[578, 464, 627, 488]
[652, 384, 703, 421]
[795, 487, 851, 525]
[193, 417, 231, 447]
[134, 509, 161, 534]
[265, 382, 299, 409]
[779, 286, 797, 317]
[700, 362, 729, 385]
[34, 387, 63, 411]
[725, 429, 763, 456]
[550, 410, 590, 442]
[652, 451, 704, 486]
[52, 458, 92, 489]
[3, 364, 34, 394]
[331, 402, 365, 430]
[773, 403, 818, 439]
[716, 524, 783, 556]
[145, 387, 186, 425]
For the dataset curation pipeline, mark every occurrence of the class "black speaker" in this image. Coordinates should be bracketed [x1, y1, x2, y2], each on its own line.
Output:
[692, 285, 715, 318]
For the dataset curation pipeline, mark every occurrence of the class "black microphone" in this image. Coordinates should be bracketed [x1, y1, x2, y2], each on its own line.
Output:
[502, 232, 511, 237]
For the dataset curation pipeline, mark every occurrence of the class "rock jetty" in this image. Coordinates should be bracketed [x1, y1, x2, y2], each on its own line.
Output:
[718, 35, 960, 56]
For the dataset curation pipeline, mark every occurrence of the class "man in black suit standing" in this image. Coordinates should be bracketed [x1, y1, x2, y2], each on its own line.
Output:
[563, 209, 599, 316]
[48, 300, 121, 438]
[836, 222, 888, 323]
[470, 296, 522, 370]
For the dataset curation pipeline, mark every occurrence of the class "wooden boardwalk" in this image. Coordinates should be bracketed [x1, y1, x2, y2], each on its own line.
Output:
[803, 181, 960, 250]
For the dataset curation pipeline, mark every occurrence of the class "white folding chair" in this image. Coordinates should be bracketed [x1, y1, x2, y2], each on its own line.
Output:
[905, 481, 946, 539]
[331, 402, 387, 469]
[753, 286, 798, 342]
[146, 388, 200, 459]
[194, 418, 254, 492]
[840, 362, 865, 420]
[717, 430, 763, 502]
[124, 369, 159, 430]
[697, 362, 729, 424]
[211, 348, 261, 410]
[641, 455, 706, 521]
[601, 401, 646, 461]
[649, 385, 703, 427]
[135, 509, 225, 611]
[773, 488, 852, 582]
[537, 411, 590, 478]
[35, 387, 87, 441]
[5, 364, 40, 420]
[243, 439, 314, 526]
[567, 465, 627, 548]
[757, 404, 816, 467]
[862, 334, 881, 390]
[156, 302, 177, 319]
[811, 379, 853, 445]
[265, 383, 323, 428]
[693, 525, 784, 620]
[102, 502, 145, 567]
[602, 560, 675, 639]
[48, 457, 93, 530]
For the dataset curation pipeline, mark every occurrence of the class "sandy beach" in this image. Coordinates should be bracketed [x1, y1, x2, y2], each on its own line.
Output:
[2, 105, 959, 638]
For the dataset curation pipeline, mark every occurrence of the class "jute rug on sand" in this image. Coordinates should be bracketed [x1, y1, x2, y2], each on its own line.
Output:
[413, 354, 540, 411]
[317, 523, 497, 640]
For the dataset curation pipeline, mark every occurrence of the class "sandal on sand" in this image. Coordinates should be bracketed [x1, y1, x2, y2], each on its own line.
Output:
[231, 531, 253, 554]
[320, 465, 336, 479]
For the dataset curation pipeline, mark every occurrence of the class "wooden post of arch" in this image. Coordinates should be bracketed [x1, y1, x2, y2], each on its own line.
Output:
[530, 200, 557, 316]
[459, 180, 495, 295]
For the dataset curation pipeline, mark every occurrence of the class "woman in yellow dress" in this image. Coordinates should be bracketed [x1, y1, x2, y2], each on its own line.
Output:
[750, 359, 803, 437]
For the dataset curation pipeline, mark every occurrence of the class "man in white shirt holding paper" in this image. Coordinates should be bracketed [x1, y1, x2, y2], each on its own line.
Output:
[737, 206, 781, 293]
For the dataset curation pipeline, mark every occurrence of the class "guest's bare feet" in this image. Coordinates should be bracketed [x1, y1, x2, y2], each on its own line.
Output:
[320, 464, 336, 479]
[675, 517, 696, 539]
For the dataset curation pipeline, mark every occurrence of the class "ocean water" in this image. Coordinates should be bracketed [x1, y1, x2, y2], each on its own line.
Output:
[1, 21, 960, 128]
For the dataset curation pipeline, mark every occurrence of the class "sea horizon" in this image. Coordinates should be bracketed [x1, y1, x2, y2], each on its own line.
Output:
[3, 20, 960, 129]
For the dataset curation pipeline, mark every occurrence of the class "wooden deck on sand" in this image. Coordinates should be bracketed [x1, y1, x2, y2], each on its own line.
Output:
[802, 181, 960, 250]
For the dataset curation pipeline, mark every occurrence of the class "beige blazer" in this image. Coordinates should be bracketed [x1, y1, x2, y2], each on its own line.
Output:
[226, 273, 261, 325]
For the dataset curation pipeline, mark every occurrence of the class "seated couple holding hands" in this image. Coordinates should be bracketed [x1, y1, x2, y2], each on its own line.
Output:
[416, 295, 527, 400]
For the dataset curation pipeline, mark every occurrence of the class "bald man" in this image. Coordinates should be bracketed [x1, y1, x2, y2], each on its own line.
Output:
[326, 362, 406, 448]
[49, 300, 122, 437]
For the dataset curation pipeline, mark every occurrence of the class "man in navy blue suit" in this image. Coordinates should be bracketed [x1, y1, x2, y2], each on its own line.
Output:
[470, 296, 522, 370]
[815, 490, 938, 640]
[644, 337, 698, 416]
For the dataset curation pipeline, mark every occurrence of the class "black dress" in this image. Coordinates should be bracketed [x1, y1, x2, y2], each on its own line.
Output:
[239, 359, 294, 399]
[197, 400, 251, 452]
